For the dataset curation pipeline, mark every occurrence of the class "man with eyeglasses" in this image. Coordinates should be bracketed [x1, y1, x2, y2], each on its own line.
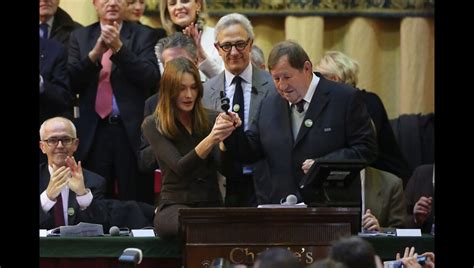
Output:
[202, 13, 276, 207]
[39, 117, 108, 230]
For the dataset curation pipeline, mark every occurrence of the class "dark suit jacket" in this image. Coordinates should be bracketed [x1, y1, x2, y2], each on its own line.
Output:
[202, 66, 276, 205]
[360, 90, 412, 185]
[50, 7, 82, 47]
[404, 164, 434, 233]
[226, 74, 377, 204]
[39, 163, 107, 230]
[68, 21, 160, 160]
[390, 113, 434, 176]
[40, 38, 73, 123]
[138, 93, 160, 173]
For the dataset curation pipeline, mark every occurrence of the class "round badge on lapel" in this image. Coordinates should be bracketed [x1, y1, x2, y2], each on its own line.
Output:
[233, 104, 240, 112]
[304, 119, 313, 128]
[67, 207, 75, 216]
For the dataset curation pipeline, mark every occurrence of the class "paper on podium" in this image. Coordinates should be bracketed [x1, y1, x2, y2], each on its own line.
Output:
[257, 202, 307, 208]
[48, 222, 104, 237]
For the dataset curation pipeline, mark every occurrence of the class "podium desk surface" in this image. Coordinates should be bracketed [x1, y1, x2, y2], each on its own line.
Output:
[40, 235, 433, 261]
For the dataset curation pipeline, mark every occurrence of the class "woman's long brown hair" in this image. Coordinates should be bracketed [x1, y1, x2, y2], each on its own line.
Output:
[155, 57, 209, 139]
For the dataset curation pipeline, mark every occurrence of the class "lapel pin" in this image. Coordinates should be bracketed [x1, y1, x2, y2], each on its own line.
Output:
[233, 104, 240, 112]
[67, 207, 75, 216]
[304, 119, 313, 128]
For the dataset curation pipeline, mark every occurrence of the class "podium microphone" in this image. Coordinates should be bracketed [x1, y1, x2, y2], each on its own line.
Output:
[109, 226, 120, 236]
[118, 248, 143, 268]
[109, 226, 130, 236]
[280, 194, 297, 205]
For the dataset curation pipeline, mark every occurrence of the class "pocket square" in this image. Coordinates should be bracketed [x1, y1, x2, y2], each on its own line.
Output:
[323, 127, 332, 132]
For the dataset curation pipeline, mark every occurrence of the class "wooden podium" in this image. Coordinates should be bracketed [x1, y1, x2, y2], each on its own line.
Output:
[179, 207, 360, 267]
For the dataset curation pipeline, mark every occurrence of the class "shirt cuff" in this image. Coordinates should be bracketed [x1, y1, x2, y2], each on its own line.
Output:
[76, 188, 93, 210]
[39, 74, 45, 93]
[40, 191, 56, 213]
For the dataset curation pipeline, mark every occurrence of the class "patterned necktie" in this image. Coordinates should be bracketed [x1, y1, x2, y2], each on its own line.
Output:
[54, 193, 65, 227]
[95, 49, 113, 119]
[39, 23, 49, 39]
[232, 76, 245, 129]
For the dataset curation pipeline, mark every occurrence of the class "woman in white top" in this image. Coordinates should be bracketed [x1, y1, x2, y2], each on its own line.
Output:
[159, 0, 224, 80]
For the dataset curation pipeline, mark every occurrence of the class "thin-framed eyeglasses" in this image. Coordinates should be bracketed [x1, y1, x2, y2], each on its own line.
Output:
[42, 137, 76, 147]
[216, 38, 251, 52]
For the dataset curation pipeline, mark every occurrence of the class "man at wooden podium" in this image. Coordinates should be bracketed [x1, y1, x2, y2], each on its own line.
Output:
[221, 40, 377, 205]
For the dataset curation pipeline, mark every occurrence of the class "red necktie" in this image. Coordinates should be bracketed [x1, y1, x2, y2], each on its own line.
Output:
[95, 49, 113, 119]
[54, 193, 65, 227]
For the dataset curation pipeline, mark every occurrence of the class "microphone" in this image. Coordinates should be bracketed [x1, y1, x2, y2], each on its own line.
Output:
[280, 194, 297, 205]
[118, 248, 143, 268]
[109, 226, 120, 236]
[220, 91, 230, 114]
[109, 226, 130, 236]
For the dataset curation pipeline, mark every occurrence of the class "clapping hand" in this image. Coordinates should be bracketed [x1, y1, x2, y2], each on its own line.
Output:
[65, 156, 87, 196]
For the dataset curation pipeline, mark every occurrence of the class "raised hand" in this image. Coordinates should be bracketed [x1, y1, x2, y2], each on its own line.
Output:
[413, 196, 432, 225]
[212, 112, 238, 142]
[101, 21, 123, 53]
[183, 22, 206, 63]
[65, 156, 87, 196]
[89, 36, 109, 62]
[362, 209, 380, 232]
[46, 165, 70, 201]
[301, 159, 315, 174]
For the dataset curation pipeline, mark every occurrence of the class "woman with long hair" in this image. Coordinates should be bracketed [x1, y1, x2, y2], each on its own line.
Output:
[142, 57, 236, 238]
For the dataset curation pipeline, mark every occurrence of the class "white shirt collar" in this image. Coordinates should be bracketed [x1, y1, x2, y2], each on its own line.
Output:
[289, 73, 320, 106]
[100, 22, 123, 32]
[40, 16, 54, 28]
[225, 63, 253, 87]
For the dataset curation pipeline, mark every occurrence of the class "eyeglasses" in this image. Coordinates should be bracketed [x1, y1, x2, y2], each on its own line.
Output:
[42, 137, 76, 147]
[216, 38, 251, 52]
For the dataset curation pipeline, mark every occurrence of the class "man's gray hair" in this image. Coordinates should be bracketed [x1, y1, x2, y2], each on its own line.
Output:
[39, 117, 77, 140]
[154, 32, 198, 63]
[251, 45, 265, 67]
[214, 13, 254, 42]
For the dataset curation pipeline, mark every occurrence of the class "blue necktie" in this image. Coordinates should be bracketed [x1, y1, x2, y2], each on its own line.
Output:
[40, 23, 49, 39]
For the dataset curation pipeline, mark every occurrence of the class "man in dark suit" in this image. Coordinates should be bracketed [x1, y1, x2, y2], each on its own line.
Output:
[39, 0, 82, 47]
[68, 0, 160, 200]
[39, 117, 107, 230]
[202, 13, 275, 207]
[404, 164, 434, 233]
[223, 40, 377, 204]
[40, 38, 73, 164]
[40, 38, 73, 127]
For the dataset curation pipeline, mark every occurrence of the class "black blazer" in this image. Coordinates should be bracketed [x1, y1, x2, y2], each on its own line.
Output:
[360, 90, 412, 184]
[225, 74, 377, 204]
[40, 38, 73, 124]
[39, 163, 108, 230]
[50, 7, 82, 47]
[68, 21, 160, 160]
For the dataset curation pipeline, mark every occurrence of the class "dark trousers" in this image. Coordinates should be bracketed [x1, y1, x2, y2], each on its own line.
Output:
[84, 117, 138, 201]
[225, 174, 257, 207]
